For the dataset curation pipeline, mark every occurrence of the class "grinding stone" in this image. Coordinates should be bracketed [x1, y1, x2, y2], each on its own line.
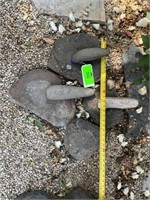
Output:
[9, 69, 76, 127]
[48, 33, 107, 85]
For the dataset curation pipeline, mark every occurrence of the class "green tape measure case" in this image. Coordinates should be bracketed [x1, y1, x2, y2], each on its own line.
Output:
[81, 64, 95, 88]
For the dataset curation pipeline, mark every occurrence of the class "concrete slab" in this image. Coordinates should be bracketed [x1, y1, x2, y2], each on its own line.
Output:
[31, 0, 105, 22]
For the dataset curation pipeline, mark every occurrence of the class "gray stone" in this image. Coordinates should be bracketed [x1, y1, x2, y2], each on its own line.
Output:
[64, 119, 99, 160]
[48, 33, 108, 85]
[46, 85, 95, 100]
[83, 87, 124, 128]
[71, 48, 110, 63]
[15, 188, 94, 199]
[9, 69, 76, 127]
[123, 44, 150, 137]
[31, 0, 105, 22]
[16, 191, 54, 200]
[64, 187, 95, 199]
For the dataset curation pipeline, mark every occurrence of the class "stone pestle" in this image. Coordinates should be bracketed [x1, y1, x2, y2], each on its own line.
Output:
[71, 47, 110, 63]
[46, 85, 95, 100]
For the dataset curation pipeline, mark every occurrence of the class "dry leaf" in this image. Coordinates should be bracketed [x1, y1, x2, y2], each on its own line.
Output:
[42, 37, 54, 45]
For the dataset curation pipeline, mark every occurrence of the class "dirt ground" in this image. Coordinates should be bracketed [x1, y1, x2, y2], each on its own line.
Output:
[0, 0, 149, 199]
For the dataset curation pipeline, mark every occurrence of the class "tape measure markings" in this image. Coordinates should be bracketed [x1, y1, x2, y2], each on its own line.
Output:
[99, 38, 107, 200]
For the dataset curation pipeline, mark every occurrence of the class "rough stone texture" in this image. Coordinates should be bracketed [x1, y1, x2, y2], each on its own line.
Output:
[64, 187, 95, 199]
[9, 69, 76, 127]
[64, 119, 99, 160]
[48, 33, 106, 85]
[31, 0, 105, 22]
[83, 87, 124, 129]
[46, 85, 95, 100]
[122, 44, 150, 137]
[15, 188, 94, 200]
[16, 191, 54, 200]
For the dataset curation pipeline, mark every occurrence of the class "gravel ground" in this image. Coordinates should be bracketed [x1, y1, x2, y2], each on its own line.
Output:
[0, 0, 149, 199]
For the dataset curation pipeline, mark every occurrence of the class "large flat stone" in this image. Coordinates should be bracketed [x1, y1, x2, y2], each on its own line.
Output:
[9, 69, 76, 127]
[64, 119, 99, 160]
[31, 0, 105, 22]
[48, 33, 102, 85]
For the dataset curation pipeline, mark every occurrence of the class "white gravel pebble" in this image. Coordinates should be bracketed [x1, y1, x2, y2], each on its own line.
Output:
[136, 166, 144, 174]
[117, 181, 122, 190]
[130, 191, 135, 200]
[54, 141, 62, 149]
[58, 24, 65, 34]
[138, 86, 147, 95]
[50, 21, 58, 32]
[92, 24, 100, 30]
[123, 187, 129, 196]
[69, 12, 75, 22]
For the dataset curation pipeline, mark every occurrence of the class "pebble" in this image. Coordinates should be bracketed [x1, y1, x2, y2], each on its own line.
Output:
[75, 21, 83, 27]
[144, 189, 150, 197]
[136, 17, 150, 27]
[117, 181, 122, 190]
[69, 11, 75, 22]
[50, 21, 57, 32]
[123, 187, 129, 195]
[136, 166, 144, 174]
[46, 85, 95, 100]
[138, 86, 147, 95]
[92, 23, 100, 30]
[107, 19, 113, 31]
[55, 141, 62, 149]
[136, 107, 143, 114]
[58, 24, 65, 34]
[129, 191, 135, 200]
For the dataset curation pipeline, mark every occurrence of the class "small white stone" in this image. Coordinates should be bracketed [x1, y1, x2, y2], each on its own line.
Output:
[136, 107, 143, 114]
[107, 79, 115, 89]
[50, 21, 57, 32]
[85, 112, 90, 119]
[58, 24, 65, 34]
[130, 191, 135, 200]
[75, 28, 81, 33]
[117, 181, 122, 190]
[92, 24, 100, 30]
[128, 26, 136, 31]
[113, 6, 121, 13]
[120, 13, 126, 20]
[107, 19, 113, 31]
[123, 187, 129, 195]
[136, 17, 150, 27]
[66, 181, 72, 188]
[69, 12, 75, 22]
[54, 141, 62, 149]
[76, 113, 82, 118]
[121, 141, 128, 147]
[144, 189, 150, 197]
[132, 172, 139, 179]
[59, 158, 67, 163]
[76, 21, 83, 27]
[66, 64, 72, 69]
[136, 166, 144, 174]
[138, 86, 147, 95]
[117, 134, 125, 143]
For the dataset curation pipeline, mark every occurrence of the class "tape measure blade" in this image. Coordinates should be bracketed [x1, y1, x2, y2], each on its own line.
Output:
[99, 38, 107, 200]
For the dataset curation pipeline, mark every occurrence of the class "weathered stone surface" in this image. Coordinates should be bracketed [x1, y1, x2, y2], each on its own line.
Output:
[64, 187, 95, 199]
[122, 44, 150, 137]
[31, 0, 105, 22]
[9, 69, 76, 127]
[71, 48, 109, 63]
[105, 97, 139, 109]
[83, 87, 124, 128]
[64, 119, 99, 160]
[46, 85, 95, 100]
[16, 191, 54, 200]
[15, 188, 94, 199]
[48, 33, 107, 85]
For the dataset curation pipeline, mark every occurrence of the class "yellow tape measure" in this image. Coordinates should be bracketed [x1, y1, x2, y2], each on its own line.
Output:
[99, 38, 107, 200]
